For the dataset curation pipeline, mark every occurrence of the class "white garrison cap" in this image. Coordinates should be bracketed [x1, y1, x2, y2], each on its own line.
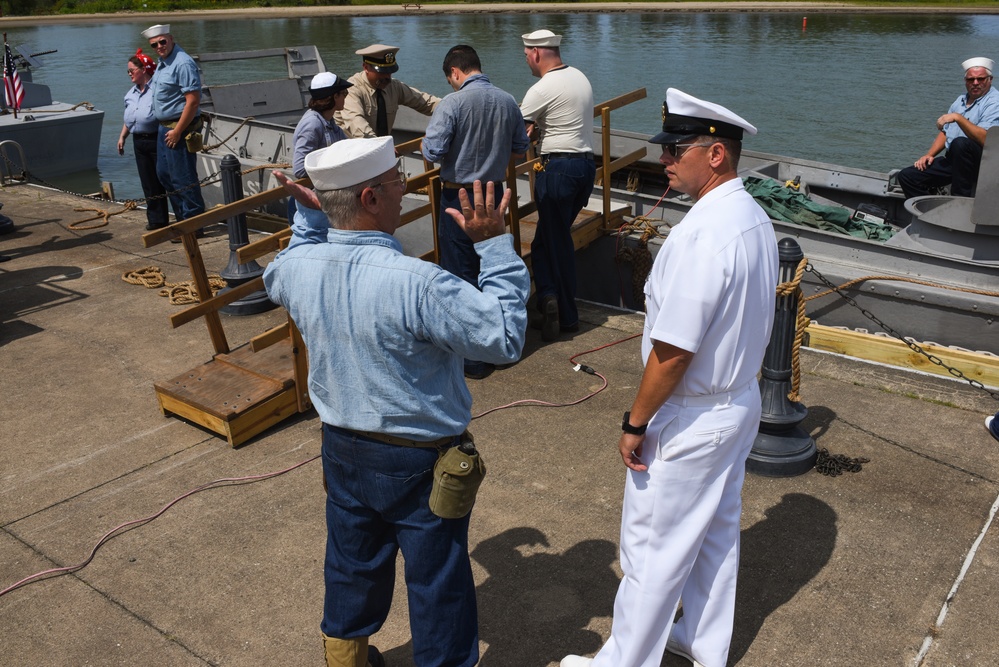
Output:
[309, 72, 352, 99]
[522, 29, 562, 48]
[141, 24, 170, 40]
[962, 57, 994, 74]
[651, 88, 757, 144]
[305, 137, 396, 191]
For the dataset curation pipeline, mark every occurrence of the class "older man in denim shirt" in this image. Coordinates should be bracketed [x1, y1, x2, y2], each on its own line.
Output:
[422, 44, 530, 378]
[265, 137, 529, 667]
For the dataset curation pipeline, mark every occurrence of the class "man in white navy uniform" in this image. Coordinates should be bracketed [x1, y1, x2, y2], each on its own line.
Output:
[561, 89, 779, 667]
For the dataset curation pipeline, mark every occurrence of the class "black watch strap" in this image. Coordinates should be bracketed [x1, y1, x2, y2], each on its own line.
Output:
[622, 411, 648, 436]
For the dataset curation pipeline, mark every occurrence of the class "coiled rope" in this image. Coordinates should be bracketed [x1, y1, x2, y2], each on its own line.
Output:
[122, 266, 226, 305]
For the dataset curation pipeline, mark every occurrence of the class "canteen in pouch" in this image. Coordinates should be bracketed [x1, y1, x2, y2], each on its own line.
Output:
[429, 432, 485, 519]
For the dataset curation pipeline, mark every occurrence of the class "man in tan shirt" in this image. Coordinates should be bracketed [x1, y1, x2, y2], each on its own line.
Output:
[336, 44, 440, 139]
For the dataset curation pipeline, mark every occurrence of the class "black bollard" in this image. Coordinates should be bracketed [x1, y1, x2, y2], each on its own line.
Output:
[747, 237, 817, 477]
[0, 202, 14, 236]
[218, 155, 276, 315]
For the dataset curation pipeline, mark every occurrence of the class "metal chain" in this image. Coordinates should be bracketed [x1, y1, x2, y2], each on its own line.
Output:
[0, 150, 223, 208]
[815, 448, 870, 476]
[806, 264, 999, 402]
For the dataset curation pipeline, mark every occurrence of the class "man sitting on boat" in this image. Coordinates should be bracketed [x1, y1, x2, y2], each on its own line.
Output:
[336, 44, 440, 139]
[897, 57, 999, 199]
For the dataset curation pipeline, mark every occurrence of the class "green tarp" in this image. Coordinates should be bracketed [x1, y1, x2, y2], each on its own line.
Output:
[744, 176, 896, 242]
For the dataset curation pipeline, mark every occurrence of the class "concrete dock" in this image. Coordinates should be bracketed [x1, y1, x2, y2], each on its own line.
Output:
[2, 182, 998, 666]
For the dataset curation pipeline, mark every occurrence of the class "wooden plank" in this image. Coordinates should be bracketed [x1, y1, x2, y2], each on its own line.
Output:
[143, 177, 310, 248]
[226, 389, 301, 448]
[804, 323, 999, 388]
[251, 323, 290, 352]
[238, 228, 292, 264]
[595, 147, 649, 184]
[180, 232, 229, 354]
[593, 88, 647, 116]
[154, 360, 285, 421]
[169, 276, 266, 329]
[215, 338, 296, 389]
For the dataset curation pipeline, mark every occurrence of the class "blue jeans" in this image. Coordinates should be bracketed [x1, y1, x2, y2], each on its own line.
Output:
[320, 424, 479, 667]
[532, 156, 595, 327]
[156, 123, 206, 222]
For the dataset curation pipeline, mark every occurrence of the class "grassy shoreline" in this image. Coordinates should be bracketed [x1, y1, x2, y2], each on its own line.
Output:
[2, 1, 998, 27]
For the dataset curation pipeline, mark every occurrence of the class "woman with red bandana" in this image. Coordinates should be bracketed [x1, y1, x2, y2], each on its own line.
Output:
[117, 49, 169, 230]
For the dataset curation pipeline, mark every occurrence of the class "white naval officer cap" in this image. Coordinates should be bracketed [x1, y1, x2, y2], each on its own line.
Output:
[522, 29, 562, 48]
[962, 57, 995, 75]
[650, 88, 757, 145]
[305, 137, 397, 191]
[141, 24, 170, 39]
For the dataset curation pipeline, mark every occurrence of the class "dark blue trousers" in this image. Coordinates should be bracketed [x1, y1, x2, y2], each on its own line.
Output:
[320, 424, 479, 667]
[156, 123, 206, 222]
[532, 156, 595, 327]
[132, 134, 169, 228]
[897, 136, 984, 198]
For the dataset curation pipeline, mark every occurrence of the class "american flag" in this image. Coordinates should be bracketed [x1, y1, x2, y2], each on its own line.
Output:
[3, 41, 24, 111]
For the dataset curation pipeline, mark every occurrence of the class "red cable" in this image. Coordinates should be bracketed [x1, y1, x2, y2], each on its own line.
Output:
[2, 333, 644, 598]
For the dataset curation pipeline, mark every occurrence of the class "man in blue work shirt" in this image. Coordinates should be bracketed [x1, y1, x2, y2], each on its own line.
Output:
[897, 56, 999, 199]
[422, 44, 530, 379]
[264, 137, 529, 667]
[142, 24, 206, 224]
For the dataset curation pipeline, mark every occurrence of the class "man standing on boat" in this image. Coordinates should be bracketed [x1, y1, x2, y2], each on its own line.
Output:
[264, 138, 529, 667]
[561, 89, 778, 667]
[337, 45, 440, 139]
[142, 24, 206, 226]
[897, 57, 999, 199]
[519, 29, 595, 342]
[422, 44, 530, 379]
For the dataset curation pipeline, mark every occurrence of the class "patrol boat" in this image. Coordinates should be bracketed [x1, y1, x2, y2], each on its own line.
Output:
[193, 45, 999, 359]
[0, 46, 104, 179]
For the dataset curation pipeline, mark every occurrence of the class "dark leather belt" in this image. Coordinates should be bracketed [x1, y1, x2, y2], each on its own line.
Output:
[340, 426, 457, 449]
[541, 152, 593, 161]
[131, 132, 157, 140]
[441, 180, 504, 191]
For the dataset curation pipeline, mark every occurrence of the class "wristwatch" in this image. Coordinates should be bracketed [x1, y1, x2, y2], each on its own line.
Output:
[621, 411, 648, 436]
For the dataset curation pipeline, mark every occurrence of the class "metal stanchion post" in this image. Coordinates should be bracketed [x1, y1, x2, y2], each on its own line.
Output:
[218, 154, 276, 315]
[748, 237, 817, 476]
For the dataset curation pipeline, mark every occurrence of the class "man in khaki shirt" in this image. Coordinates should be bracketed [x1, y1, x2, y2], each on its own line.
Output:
[336, 44, 440, 139]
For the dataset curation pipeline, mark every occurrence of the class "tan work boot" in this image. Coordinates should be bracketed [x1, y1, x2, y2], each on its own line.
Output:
[322, 634, 368, 667]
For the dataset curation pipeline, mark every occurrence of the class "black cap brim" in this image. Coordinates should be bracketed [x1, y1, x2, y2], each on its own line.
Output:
[649, 131, 700, 145]
[368, 63, 399, 74]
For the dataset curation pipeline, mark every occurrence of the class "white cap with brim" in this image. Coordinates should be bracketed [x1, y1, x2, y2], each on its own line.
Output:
[141, 24, 170, 40]
[522, 29, 562, 48]
[309, 72, 353, 99]
[305, 137, 396, 191]
[962, 57, 995, 75]
[651, 88, 757, 145]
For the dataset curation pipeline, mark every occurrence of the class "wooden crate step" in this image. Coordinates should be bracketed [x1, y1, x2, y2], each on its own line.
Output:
[153, 338, 301, 447]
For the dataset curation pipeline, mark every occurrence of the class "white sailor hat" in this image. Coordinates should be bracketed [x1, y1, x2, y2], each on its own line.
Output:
[305, 137, 397, 191]
[356, 44, 400, 73]
[141, 24, 170, 40]
[309, 72, 352, 99]
[962, 57, 994, 75]
[650, 88, 758, 145]
[522, 29, 562, 48]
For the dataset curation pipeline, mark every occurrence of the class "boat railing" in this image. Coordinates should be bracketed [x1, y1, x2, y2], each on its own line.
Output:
[0, 140, 28, 184]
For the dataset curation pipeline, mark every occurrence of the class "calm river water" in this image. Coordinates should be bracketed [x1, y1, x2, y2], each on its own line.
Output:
[6, 11, 999, 199]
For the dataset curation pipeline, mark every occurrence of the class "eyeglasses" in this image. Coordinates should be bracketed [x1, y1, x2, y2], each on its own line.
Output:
[150, 39, 169, 47]
[358, 167, 407, 196]
[966, 76, 992, 83]
[127, 68, 140, 76]
[664, 142, 712, 159]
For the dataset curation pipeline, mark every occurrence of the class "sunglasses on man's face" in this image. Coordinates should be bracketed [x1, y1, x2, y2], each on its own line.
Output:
[150, 39, 169, 47]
